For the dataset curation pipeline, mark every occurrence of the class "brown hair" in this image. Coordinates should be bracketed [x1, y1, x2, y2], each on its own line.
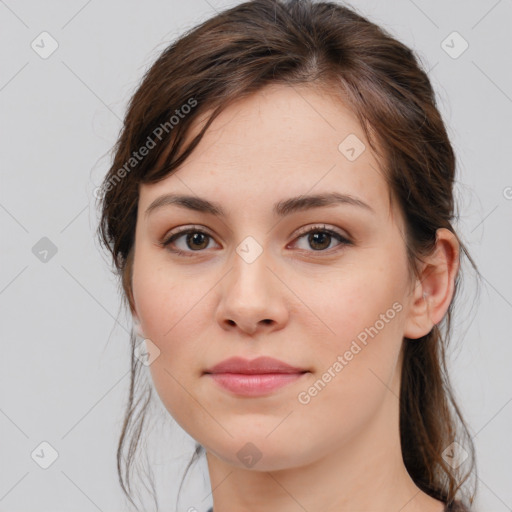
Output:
[96, 0, 480, 510]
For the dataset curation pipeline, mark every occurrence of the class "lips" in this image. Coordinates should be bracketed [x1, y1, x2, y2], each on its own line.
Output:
[203, 356, 308, 397]
[204, 356, 306, 375]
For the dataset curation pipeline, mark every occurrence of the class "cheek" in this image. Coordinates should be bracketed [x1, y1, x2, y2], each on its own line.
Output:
[294, 259, 407, 413]
[134, 268, 211, 427]
[132, 246, 205, 342]
[290, 268, 406, 455]
[132, 248, 216, 378]
[300, 260, 406, 352]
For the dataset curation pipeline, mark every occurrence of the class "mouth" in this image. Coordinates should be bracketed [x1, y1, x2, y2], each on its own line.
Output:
[204, 355, 307, 374]
[203, 356, 309, 397]
[204, 371, 308, 396]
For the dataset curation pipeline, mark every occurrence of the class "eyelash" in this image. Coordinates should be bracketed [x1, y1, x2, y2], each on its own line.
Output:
[160, 224, 352, 257]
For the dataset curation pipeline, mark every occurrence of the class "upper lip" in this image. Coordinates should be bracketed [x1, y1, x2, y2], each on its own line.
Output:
[204, 356, 307, 375]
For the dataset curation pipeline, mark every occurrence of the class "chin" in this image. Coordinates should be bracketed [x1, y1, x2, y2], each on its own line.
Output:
[203, 435, 309, 472]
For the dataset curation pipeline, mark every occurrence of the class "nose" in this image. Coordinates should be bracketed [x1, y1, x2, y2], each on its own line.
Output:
[215, 249, 289, 336]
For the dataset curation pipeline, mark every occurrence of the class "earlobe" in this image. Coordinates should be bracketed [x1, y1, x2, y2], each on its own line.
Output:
[403, 283, 433, 340]
[403, 228, 460, 340]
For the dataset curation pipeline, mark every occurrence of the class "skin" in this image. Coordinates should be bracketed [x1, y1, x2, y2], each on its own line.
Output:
[130, 84, 459, 512]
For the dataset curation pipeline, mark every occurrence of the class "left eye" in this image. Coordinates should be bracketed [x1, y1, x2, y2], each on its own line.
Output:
[291, 226, 352, 252]
[161, 225, 351, 256]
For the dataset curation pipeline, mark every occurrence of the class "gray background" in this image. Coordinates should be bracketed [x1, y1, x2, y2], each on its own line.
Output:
[1, 0, 511, 511]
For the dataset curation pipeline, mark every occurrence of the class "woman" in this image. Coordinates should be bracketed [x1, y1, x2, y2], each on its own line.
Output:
[96, 1, 478, 510]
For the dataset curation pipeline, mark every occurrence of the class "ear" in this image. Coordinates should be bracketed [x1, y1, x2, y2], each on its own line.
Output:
[403, 228, 460, 339]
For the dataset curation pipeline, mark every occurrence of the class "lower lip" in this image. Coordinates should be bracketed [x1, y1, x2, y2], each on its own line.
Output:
[206, 372, 307, 396]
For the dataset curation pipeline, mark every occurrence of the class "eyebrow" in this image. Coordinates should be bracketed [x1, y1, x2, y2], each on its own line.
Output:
[144, 191, 376, 219]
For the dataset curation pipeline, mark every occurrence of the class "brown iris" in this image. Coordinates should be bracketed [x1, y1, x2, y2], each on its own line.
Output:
[186, 232, 209, 250]
[308, 231, 331, 251]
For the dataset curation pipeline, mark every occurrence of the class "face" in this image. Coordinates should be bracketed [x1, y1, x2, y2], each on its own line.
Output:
[131, 84, 416, 471]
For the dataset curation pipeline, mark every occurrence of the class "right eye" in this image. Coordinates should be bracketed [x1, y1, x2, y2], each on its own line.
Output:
[161, 227, 219, 256]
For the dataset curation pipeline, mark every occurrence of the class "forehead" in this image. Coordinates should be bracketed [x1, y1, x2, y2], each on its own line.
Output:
[139, 84, 395, 222]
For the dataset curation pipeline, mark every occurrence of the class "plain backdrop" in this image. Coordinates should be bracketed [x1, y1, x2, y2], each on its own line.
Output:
[1, 0, 511, 511]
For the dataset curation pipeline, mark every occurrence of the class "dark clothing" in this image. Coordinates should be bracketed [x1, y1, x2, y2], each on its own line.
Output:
[206, 499, 471, 511]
